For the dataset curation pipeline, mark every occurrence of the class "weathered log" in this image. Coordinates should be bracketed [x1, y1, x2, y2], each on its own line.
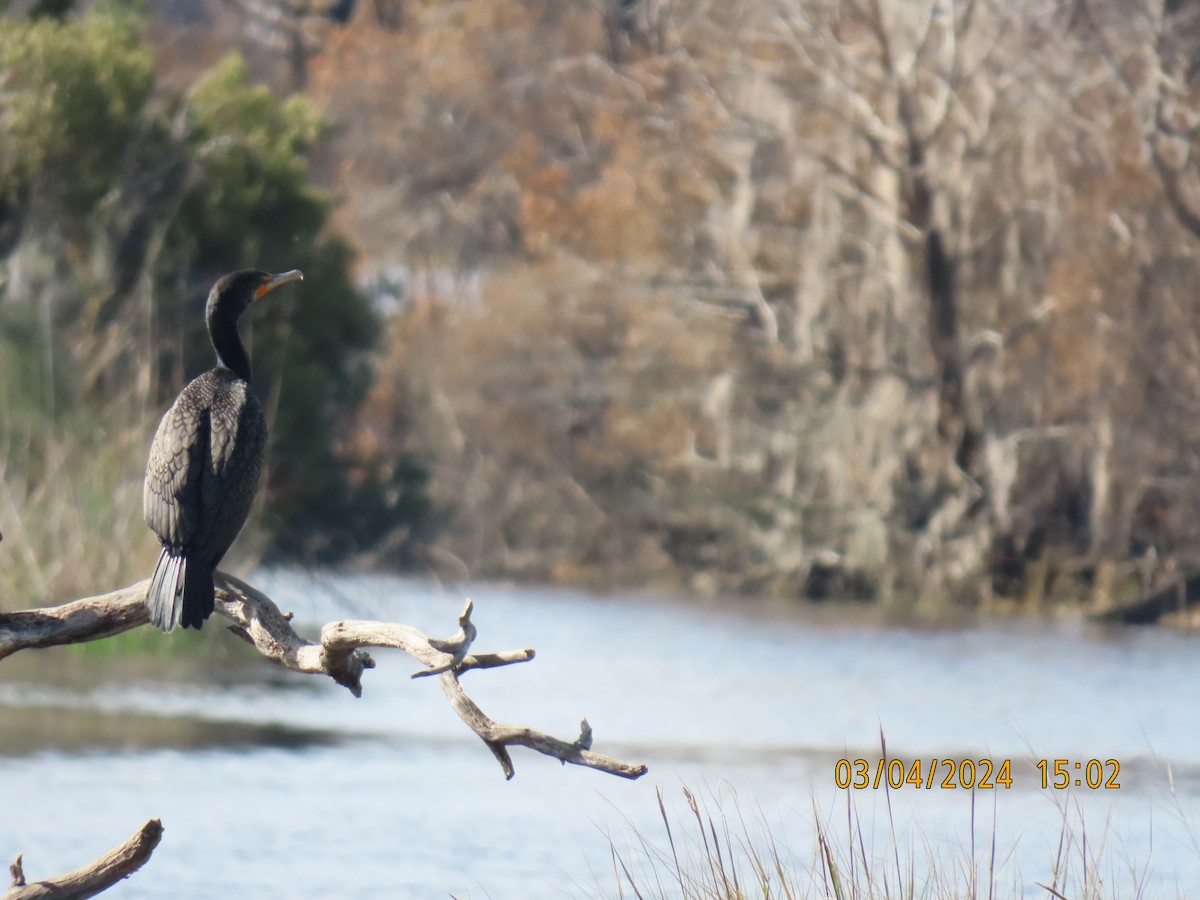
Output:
[5, 820, 162, 900]
[0, 572, 647, 780]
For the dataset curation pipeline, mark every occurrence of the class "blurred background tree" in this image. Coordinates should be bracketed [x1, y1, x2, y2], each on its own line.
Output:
[0, 7, 429, 605]
[7, 0, 1200, 618]
[301, 0, 1200, 611]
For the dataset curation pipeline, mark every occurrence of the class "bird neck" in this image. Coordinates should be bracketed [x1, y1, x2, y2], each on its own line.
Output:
[208, 315, 253, 383]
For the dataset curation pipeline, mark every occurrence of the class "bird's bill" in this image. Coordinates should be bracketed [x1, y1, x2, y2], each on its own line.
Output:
[255, 269, 304, 300]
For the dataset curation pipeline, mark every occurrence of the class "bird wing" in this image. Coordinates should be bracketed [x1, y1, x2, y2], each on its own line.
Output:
[192, 382, 268, 565]
[144, 390, 209, 550]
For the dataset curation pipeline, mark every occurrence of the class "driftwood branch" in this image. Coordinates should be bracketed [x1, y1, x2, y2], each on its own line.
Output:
[5, 819, 163, 900]
[0, 573, 647, 781]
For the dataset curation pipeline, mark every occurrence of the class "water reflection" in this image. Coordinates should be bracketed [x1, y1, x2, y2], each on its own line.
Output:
[0, 704, 341, 756]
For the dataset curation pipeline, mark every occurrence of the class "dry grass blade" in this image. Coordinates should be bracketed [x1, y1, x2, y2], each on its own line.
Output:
[609, 779, 1166, 900]
[851, 784, 871, 891]
[988, 789, 998, 900]
[878, 729, 907, 896]
[1035, 882, 1070, 900]
[656, 788, 686, 897]
[817, 819, 846, 900]
[611, 842, 647, 900]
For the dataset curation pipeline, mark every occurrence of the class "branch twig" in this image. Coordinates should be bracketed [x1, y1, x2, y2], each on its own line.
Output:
[5, 819, 163, 900]
[0, 573, 647, 781]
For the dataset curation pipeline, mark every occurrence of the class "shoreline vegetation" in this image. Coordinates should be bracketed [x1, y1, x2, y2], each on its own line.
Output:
[5, 3, 1200, 625]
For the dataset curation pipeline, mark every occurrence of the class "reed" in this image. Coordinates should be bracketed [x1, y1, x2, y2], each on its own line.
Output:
[0, 412, 157, 610]
[607, 781, 1157, 900]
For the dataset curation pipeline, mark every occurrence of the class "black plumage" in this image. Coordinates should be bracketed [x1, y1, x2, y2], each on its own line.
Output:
[144, 268, 303, 631]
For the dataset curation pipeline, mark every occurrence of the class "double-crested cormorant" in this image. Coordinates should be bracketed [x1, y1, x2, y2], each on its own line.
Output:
[143, 269, 303, 632]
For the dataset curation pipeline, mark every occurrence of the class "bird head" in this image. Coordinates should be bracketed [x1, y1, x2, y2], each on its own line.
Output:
[206, 269, 304, 323]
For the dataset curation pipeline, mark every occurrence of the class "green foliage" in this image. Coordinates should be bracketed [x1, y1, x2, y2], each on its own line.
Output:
[163, 57, 425, 560]
[0, 11, 430, 600]
[177, 54, 326, 265]
[0, 304, 52, 417]
[0, 12, 153, 216]
[254, 238, 429, 560]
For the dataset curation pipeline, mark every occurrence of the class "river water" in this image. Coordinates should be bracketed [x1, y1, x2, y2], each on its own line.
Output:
[2, 571, 1200, 896]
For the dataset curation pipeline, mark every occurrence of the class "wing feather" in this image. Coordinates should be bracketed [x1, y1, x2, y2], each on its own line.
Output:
[144, 370, 266, 567]
[144, 379, 210, 550]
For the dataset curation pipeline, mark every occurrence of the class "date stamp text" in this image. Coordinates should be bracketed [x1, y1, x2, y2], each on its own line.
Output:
[833, 758, 1121, 790]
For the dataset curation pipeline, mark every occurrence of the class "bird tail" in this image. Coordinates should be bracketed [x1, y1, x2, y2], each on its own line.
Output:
[146, 549, 215, 632]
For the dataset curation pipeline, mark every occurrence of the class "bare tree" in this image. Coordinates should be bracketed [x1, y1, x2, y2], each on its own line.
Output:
[1028, 0, 1200, 602]
[742, 0, 1073, 599]
[1076, 0, 1200, 239]
[297, 0, 1200, 610]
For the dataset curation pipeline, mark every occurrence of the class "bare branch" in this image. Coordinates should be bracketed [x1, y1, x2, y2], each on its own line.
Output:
[0, 583, 151, 659]
[5, 819, 163, 900]
[0, 574, 647, 782]
[864, 0, 899, 80]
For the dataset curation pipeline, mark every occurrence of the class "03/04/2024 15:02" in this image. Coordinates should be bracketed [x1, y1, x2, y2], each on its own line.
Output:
[834, 758, 1121, 790]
